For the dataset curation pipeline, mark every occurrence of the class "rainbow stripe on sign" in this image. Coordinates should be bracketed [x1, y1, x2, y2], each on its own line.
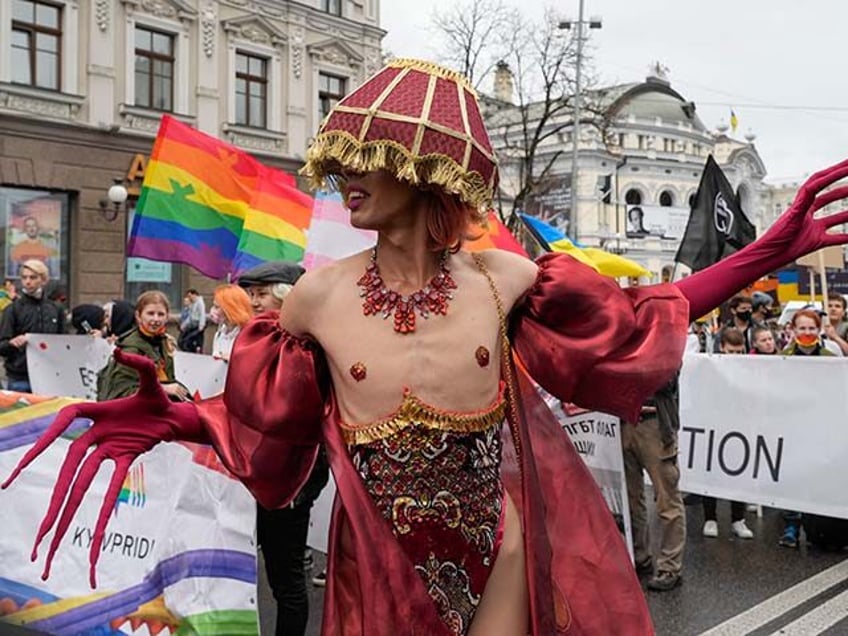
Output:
[116, 464, 146, 511]
[128, 115, 311, 279]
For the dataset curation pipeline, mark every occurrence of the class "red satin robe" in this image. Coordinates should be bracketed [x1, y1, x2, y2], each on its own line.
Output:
[197, 253, 689, 635]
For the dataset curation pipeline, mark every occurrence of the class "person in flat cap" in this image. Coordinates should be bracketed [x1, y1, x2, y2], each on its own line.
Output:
[16, 57, 848, 636]
[237, 261, 328, 636]
[236, 261, 305, 315]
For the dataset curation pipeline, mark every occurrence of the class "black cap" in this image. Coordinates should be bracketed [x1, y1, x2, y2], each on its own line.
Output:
[236, 262, 305, 288]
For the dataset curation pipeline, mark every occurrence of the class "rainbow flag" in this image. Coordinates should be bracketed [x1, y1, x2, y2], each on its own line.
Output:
[129, 115, 310, 279]
[465, 212, 528, 257]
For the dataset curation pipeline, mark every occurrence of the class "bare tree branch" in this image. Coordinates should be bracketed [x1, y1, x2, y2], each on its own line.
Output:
[431, 0, 519, 89]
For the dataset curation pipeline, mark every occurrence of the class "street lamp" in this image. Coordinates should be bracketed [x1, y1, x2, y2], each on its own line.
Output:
[98, 178, 128, 222]
[559, 2, 602, 242]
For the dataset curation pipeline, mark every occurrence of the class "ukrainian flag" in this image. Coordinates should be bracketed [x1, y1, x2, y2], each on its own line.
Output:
[519, 214, 651, 278]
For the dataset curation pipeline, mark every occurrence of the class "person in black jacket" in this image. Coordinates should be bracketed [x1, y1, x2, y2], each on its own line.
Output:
[0, 260, 65, 392]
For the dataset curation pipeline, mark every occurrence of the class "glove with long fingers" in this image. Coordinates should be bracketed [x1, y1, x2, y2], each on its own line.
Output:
[1, 348, 205, 588]
[677, 157, 848, 320]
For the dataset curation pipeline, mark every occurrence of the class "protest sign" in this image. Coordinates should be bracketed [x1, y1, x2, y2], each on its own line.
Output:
[538, 391, 634, 559]
[680, 354, 848, 519]
[0, 393, 258, 635]
[27, 335, 113, 400]
[27, 337, 228, 402]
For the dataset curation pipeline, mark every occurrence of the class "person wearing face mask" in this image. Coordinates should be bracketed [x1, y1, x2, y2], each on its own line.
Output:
[96, 291, 189, 402]
[781, 309, 836, 357]
[0, 260, 65, 393]
[776, 308, 835, 548]
[713, 295, 754, 352]
[209, 284, 252, 362]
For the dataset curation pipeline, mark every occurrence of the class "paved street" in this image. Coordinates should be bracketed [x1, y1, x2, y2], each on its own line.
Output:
[256, 503, 848, 636]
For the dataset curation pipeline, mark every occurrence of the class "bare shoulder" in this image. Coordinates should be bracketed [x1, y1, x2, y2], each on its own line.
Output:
[469, 249, 538, 310]
[279, 249, 372, 337]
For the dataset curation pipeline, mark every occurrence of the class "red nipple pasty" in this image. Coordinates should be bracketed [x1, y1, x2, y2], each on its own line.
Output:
[350, 362, 367, 382]
[475, 346, 490, 368]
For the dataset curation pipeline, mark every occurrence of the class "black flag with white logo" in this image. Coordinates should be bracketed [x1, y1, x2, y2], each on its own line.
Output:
[675, 155, 756, 271]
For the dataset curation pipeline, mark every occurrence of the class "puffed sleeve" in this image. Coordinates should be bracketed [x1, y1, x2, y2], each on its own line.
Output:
[195, 311, 326, 509]
[511, 253, 689, 423]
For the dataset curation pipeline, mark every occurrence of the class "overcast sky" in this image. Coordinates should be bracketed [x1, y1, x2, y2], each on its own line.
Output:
[381, 0, 848, 183]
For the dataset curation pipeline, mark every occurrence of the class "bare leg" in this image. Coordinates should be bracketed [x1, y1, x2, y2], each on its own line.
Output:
[468, 493, 529, 636]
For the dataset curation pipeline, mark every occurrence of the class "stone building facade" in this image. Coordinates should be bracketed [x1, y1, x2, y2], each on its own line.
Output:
[0, 0, 383, 307]
[484, 65, 768, 282]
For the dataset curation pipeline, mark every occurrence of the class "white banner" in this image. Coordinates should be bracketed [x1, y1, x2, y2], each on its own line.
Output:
[680, 354, 848, 519]
[0, 394, 258, 635]
[173, 351, 229, 400]
[27, 334, 114, 400]
[540, 392, 634, 559]
[27, 336, 229, 402]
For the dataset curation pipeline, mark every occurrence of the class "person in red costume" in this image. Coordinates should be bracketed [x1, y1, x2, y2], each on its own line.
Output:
[5, 59, 848, 636]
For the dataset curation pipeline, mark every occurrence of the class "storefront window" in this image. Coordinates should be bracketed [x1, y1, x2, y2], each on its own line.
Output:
[0, 187, 70, 295]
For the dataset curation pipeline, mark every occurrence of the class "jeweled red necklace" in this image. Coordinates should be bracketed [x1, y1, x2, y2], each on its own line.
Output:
[357, 248, 457, 334]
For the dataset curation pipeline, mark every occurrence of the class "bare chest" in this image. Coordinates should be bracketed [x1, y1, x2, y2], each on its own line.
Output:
[313, 277, 505, 425]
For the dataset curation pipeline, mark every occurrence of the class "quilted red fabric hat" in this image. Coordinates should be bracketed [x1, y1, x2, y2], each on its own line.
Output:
[302, 59, 498, 212]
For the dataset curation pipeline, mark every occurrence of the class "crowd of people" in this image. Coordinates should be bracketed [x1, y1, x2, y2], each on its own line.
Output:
[627, 290, 848, 594]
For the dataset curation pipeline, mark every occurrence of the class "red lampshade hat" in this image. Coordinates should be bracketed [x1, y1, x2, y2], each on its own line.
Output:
[302, 58, 498, 216]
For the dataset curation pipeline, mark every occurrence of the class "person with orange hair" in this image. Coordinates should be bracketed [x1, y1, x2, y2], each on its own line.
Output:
[8, 59, 848, 636]
[209, 284, 252, 362]
[782, 308, 836, 357]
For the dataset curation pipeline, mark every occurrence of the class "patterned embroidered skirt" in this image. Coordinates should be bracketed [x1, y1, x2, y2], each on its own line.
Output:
[343, 392, 507, 635]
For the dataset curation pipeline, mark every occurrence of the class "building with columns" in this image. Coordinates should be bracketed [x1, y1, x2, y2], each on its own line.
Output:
[0, 0, 383, 307]
[484, 64, 768, 282]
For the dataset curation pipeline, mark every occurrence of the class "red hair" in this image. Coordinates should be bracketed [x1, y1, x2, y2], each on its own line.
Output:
[791, 309, 822, 329]
[423, 189, 482, 252]
[214, 284, 252, 328]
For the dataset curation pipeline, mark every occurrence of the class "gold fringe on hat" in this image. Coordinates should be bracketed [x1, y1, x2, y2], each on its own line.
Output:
[302, 130, 494, 213]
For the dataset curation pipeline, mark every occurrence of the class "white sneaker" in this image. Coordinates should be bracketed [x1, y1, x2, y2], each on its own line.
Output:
[732, 520, 754, 539]
[702, 520, 719, 538]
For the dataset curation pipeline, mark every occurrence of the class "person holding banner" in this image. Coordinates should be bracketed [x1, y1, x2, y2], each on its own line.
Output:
[0, 259, 65, 393]
[781, 309, 836, 357]
[749, 326, 778, 355]
[7, 58, 848, 636]
[702, 329, 755, 540]
[96, 291, 189, 402]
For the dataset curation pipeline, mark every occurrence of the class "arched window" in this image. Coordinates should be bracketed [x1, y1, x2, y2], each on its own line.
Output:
[688, 193, 696, 208]
[625, 189, 642, 205]
[659, 190, 674, 207]
[661, 265, 674, 283]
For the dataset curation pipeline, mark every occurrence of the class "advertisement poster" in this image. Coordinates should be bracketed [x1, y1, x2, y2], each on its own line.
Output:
[6, 196, 62, 279]
[625, 204, 689, 241]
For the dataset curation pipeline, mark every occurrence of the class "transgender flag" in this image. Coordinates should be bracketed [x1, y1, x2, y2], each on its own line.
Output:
[302, 191, 375, 271]
[302, 195, 528, 272]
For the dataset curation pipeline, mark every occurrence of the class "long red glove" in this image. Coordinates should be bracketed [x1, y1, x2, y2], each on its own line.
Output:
[1, 349, 205, 588]
[676, 157, 848, 320]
